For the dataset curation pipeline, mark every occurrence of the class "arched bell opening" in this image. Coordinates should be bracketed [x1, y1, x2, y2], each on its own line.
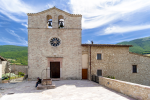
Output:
[58, 15, 64, 28]
[47, 15, 52, 28]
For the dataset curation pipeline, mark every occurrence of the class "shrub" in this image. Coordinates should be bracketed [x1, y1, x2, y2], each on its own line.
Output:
[107, 76, 110, 78]
[18, 72, 25, 76]
[107, 76, 115, 79]
[112, 76, 115, 79]
[2, 76, 9, 80]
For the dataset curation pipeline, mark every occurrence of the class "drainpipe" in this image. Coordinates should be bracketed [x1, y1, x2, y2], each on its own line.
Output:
[90, 45, 91, 80]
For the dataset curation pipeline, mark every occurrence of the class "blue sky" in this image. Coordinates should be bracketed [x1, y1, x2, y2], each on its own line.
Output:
[0, 0, 150, 46]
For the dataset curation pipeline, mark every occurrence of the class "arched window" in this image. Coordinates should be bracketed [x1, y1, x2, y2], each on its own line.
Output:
[58, 15, 64, 28]
[47, 15, 52, 28]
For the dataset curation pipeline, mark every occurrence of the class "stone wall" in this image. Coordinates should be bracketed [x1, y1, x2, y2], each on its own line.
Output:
[99, 76, 150, 100]
[127, 53, 150, 85]
[28, 8, 82, 80]
[0, 59, 2, 83]
[10, 65, 28, 74]
[2, 61, 7, 74]
[28, 8, 82, 29]
[83, 46, 150, 86]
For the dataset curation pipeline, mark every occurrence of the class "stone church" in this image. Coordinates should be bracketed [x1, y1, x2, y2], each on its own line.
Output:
[27, 7, 150, 86]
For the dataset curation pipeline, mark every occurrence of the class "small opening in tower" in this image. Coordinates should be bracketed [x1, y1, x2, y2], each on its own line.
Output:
[47, 15, 52, 28]
[58, 15, 64, 28]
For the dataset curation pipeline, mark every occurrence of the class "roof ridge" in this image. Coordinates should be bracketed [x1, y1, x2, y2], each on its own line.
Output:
[81, 44, 132, 47]
[27, 6, 82, 17]
[0, 55, 7, 61]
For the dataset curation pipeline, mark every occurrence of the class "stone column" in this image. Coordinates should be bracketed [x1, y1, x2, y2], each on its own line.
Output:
[52, 13, 58, 28]
[47, 67, 50, 79]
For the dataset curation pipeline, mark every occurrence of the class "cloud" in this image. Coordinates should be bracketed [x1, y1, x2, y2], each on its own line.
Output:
[69, 0, 150, 29]
[5, 29, 28, 46]
[0, 37, 26, 46]
[0, 15, 10, 21]
[20, 28, 28, 34]
[0, 22, 9, 27]
[46, 4, 53, 8]
[109, 36, 150, 44]
[22, 23, 28, 28]
[102, 25, 150, 35]
[0, 0, 40, 22]
[86, 40, 91, 44]
[63, 9, 70, 13]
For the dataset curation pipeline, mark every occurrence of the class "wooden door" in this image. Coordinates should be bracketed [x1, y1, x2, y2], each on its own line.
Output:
[50, 62, 60, 78]
[82, 69, 88, 79]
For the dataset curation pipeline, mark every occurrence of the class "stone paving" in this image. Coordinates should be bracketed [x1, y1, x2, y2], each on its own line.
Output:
[0, 80, 136, 100]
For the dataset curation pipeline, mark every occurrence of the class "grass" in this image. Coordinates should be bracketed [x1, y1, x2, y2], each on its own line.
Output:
[5, 75, 24, 80]
[2, 72, 25, 80]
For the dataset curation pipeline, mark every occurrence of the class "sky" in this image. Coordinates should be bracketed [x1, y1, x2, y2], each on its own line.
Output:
[0, 0, 150, 46]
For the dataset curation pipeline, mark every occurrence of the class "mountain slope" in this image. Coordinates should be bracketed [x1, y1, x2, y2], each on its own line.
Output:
[0, 37, 150, 65]
[0, 45, 28, 65]
[117, 37, 150, 54]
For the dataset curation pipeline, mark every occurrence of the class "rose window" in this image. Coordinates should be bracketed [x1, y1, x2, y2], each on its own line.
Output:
[50, 37, 61, 47]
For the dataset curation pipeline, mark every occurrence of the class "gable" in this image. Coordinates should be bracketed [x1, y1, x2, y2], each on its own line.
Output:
[27, 6, 82, 17]
[27, 7, 82, 29]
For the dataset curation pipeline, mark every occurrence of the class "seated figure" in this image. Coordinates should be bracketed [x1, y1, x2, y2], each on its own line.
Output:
[35, 77, 41, 87]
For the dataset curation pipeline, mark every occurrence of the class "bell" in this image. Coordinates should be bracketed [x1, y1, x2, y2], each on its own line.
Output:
[59, 21, 64, 27]
[48, 21, 52, 27]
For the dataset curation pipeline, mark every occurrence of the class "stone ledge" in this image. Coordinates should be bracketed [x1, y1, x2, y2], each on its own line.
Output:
[99, 76, 150, 100]
[37, 84, 56, 90]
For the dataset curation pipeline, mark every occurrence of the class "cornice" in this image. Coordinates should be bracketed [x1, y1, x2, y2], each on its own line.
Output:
[27, 6, 82, 17]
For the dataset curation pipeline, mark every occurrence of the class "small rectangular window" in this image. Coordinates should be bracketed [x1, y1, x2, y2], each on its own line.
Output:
[97, 54, 102, 60]
[132, 65, 137, 73]
[97, 70, 102, 76]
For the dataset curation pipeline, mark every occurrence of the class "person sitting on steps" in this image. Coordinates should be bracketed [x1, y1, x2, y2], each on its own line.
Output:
[35, 77, 42, 87]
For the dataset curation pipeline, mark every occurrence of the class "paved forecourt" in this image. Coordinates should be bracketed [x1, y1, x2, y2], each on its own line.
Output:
[0, 80, 135, 100]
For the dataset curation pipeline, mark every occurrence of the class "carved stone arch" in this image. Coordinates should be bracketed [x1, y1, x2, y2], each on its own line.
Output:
[58, 15, 64, 20]
[58, 15, 64, 28]
[47, 15, 52, 28]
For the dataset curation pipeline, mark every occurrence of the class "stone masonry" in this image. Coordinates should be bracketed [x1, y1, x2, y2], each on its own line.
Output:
[82, 45, 150, 86]
[28, 7, 150, 86]
[10, 65, 28, 74]
[0, 59, 2, 83]
[28, 7, 82, 80]
[2, 61, 7, 74]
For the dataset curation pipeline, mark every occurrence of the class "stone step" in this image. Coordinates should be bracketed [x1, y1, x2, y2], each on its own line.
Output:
[37, 84, 46, 90]
[51, 78, 60, 81]
[47, 85, 56, 89]
[37, 84, 56, 90]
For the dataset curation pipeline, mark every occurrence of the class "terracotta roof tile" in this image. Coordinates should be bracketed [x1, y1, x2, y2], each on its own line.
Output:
[0, 56, 7, 61]
[81, 44, 132, 47]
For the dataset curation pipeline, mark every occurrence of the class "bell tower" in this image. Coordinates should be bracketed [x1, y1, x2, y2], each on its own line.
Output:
[27, 7, 82, 80]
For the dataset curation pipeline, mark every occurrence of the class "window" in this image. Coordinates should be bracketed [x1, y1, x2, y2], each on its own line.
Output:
[50, 37, 61, 47]
[132, 65, 137, 73]
[97, 70, 102, 76]
[97, 54, 102, 60]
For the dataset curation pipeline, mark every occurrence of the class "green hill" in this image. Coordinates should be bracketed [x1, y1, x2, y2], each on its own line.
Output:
[0, 45, 28, 65]
[117, 37, 150, 54]
[0, 37, 150, 65]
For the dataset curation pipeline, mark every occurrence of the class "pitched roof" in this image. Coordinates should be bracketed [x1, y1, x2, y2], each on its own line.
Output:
[0, 56, 7, 61]
[27, 6, 82, 17]
[81, 44, 132, 47]
[129, 52, 150, 58]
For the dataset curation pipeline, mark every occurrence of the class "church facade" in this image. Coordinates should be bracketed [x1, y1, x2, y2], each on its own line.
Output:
[27, 7, 150, 86]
